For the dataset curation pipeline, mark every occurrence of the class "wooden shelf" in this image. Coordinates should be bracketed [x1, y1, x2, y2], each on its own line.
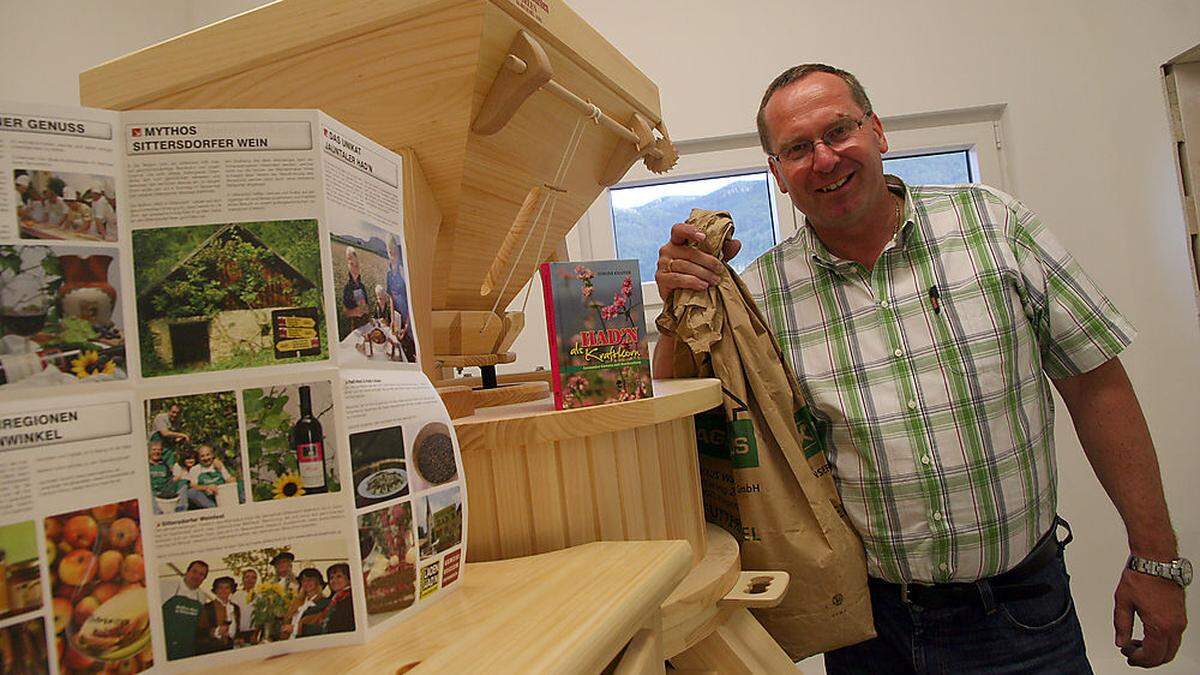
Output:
[202, 540, 691, 674]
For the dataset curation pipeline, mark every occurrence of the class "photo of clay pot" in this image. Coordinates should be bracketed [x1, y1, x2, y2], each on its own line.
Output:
[0, 244, 127, 389]
[408, 421, 459, 493]
[45, 499, 152, 674]
[131, 219, 327, 377]
[14, 169, 118, 243]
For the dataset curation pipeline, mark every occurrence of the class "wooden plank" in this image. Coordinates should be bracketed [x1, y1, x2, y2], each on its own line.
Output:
[559, 435, 597, 547]
[588, 432, 626, 540]
[671, 417, 707, 563]
[657, 421, 691, 546]
[490, 441, 535, 558]
[614, 427, 648, 540]
[635, 423, 670, 540]
[668, 608, 799, 674]
[525, 440, 569, 554]
[462, 447, 501, 562]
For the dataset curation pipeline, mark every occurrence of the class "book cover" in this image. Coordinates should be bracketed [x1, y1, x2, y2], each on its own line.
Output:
[540, 259, 653, 409]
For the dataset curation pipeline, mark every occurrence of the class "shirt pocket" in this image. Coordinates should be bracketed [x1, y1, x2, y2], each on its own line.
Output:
[940, 281, 1008, 393]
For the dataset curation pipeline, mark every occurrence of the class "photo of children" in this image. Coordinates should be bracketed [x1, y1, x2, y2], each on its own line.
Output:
[0, 520, 43, 621]
[349, 425, 408, 509]
[45, 500, 151, 674]
[145, 392, 245, 513]
[0, 618, 50, 674]
[330, 222, 416, 365]
[131, 220, 327, 377]
[357, 502, 417, 626]
[0, 245, 127, 389]
[414, 486, 463, 558]
[243, 381, 341, 502]
[159, 541, 353, 662]
[14, 170, 118, 242]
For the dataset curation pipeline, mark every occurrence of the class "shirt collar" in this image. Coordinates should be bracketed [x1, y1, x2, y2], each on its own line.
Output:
[800, 174, 915, 271]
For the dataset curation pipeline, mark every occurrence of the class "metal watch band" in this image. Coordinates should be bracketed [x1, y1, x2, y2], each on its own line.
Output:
[1127, 555, 1193, 587]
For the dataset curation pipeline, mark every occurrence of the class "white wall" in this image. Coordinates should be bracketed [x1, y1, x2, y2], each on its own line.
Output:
[3, 1, 1197, 672]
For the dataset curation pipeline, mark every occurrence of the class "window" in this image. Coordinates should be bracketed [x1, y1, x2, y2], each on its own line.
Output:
[883, 149, 972, 184]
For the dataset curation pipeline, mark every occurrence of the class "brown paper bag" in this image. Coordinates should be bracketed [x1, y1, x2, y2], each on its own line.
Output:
[659, 208, 874, 659]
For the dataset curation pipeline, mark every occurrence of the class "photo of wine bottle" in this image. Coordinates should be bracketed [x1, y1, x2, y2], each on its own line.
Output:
[292, 385, 328, 494]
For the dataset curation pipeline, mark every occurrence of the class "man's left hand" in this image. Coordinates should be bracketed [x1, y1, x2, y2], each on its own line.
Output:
[1114, 567, 1187, 667]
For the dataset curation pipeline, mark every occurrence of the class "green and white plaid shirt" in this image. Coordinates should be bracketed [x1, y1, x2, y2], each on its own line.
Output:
[742, 177, 1135, 584]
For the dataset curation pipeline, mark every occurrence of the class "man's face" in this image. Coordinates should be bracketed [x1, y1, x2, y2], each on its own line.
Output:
[764, 73, 889, 230]
[149, 443, 163, 463]
[168, 405, 181, 421]
[275, 560, 292, 578]
[198, 447, 215, 466]
[243, 570, 257, 590]
[185, 564, 208, 590]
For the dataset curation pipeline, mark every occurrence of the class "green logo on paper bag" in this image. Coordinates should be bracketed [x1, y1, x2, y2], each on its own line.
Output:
[729, 418, 759, 468]
[795, 405, 827, 460]
[695, 410, 729, 459]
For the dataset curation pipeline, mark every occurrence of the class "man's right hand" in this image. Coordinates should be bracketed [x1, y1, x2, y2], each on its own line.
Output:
[654, 222, 741, 298]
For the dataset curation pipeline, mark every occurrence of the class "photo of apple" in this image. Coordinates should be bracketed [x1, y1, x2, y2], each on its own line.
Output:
[44, 499, 152, 673]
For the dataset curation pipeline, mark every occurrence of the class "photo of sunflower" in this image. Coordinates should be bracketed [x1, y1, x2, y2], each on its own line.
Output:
[69, 349, 116, 379]
[272, 473, 305, 499]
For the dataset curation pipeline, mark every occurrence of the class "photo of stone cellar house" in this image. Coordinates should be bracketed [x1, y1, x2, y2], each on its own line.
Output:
[133, 220, 327, 377]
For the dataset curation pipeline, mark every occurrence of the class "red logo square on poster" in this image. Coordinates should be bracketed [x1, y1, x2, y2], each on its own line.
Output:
[442, 549, 461, 586]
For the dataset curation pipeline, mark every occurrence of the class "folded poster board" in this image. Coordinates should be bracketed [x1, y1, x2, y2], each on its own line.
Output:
[0, 101, 467, 673]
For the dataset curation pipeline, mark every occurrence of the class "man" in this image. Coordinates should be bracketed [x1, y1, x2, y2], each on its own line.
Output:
[152, 403, 190, 467]
[230, 568, 258, 642]
[184, 445, 232, 509]
[653, 64, 1187, 671]
[384, 235, 417, 362]
[270, 551, 300, 596]
[162, 560, 209, 661]
[148, 434, 187, 514]
[196, 576, 240, 654]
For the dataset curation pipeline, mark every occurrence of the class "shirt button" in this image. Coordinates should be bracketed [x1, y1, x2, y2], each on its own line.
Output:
[907, 400, 917, 410]
[879, 300, 890, 309]
[939, 562, 949, 571]
[932, 511, 943, 521]
[893, 348, 904, 358]
[920, 454, 931, 465]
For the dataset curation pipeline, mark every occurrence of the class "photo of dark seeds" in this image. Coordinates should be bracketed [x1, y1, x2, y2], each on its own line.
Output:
[413, 422, 457, 488]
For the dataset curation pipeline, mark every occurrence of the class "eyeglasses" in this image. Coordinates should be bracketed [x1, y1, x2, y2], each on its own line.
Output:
[769, 110, 873, 165]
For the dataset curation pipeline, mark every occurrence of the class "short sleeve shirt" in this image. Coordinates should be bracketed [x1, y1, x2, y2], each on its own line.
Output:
[741, 177, 1135, 583]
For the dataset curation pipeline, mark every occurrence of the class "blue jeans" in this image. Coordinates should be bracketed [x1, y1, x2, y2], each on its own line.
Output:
[186, 487, 217, 509]
[825, 546, 1091, 674]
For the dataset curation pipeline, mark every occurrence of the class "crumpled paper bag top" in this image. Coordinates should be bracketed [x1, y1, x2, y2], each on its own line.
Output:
[655, 208, 735, 354]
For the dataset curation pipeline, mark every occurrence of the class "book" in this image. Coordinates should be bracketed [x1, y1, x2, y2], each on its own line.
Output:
[0, 100, 466, 673]
[540, 259, 653, 409]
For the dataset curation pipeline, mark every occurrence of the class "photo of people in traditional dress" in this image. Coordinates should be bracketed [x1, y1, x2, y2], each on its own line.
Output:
[0, 244, 127, 389]
[0, 520, 43, 623]
[45, 499, 151, 674]
[357, 502, 417, 626]
[131, 220, 327, 377]
[414, 486, 463, 558]
[0, 618, 50, 674]
[159, 541, 353, 662]
[242, 380, 341, 502]
[14, 170, 118, 242]
[145, 391, 245, 513]
[330, 222, 417, 365]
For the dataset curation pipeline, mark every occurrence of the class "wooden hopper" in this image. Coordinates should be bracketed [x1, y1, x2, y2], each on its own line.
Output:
[80, 0, 677, 406]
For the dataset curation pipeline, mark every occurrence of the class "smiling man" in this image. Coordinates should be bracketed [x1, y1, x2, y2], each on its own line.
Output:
[653, 64, 1187, 672]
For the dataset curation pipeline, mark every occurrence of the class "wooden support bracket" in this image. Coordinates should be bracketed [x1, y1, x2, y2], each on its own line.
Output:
[717, 570, 789, 609]
[472, 31, 553, 135]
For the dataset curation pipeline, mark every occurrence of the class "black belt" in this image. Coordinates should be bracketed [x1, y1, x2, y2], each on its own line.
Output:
[870, 516, 1071, 610]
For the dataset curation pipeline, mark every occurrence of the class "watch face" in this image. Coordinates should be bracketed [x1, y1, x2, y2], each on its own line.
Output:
[1180, 559, 1193, 586]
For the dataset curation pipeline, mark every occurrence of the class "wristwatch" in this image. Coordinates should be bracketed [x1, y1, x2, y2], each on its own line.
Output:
[1127, 555, 1193, 587]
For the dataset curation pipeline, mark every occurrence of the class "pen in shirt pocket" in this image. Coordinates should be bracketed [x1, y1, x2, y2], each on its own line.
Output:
[928, 285, 941, 315]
